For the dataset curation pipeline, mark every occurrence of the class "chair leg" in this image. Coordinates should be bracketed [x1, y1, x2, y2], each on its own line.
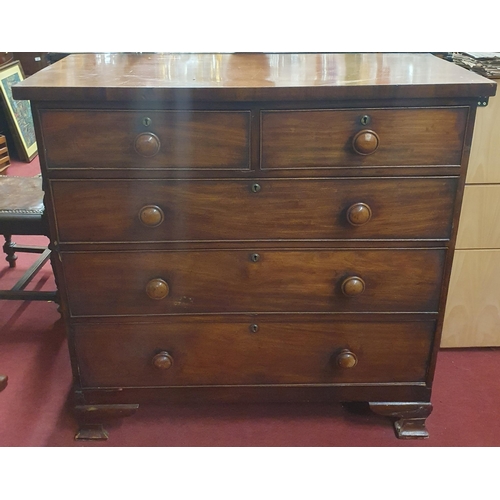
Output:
[3, 234, 17, 268]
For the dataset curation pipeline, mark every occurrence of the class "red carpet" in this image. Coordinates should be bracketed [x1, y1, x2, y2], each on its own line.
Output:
[1, 156, 500, 446]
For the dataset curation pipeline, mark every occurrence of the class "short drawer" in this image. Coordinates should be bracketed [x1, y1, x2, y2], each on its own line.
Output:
[61, 249, 446, 317]
[50, 177, 458, 243]
[261, 107, 468, 169]
[74, 320, 434, 387]
[39, 109, 251, 170]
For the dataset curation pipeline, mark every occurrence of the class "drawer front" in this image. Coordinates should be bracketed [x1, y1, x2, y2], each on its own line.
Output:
[74, 320, 434, 387]
[39, 110, 251, 170]
[261, 108, 468, 169]
[62, 249, 445, 316]
[51, 177, 458, 243]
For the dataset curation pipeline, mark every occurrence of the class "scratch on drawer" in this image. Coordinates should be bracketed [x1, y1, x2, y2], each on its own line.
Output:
[174, 296, 194, 307]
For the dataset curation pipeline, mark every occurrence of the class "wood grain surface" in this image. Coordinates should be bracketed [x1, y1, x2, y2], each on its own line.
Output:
[455, 185, 500, 249]
[39, 109, 251, 170]
[261, 108, 467, 168]
[442, 78, 500, 348]
[73, 320, 434, 387]
[12, 53, 496, 102]
[50, 177, 458, 243]
[61, 249, 446, 316]
[466, 78, 500, 184]
[442, 250, 500, 347]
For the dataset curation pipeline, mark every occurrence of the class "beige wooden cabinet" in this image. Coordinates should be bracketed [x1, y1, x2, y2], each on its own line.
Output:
[442, 77, 500, 347]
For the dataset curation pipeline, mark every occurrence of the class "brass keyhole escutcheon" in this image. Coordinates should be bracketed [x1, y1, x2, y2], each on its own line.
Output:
[142, 117, 152, 127]
[251, 183, 261, 193]
[360, 114, 371, 126]
[250, 253, 260, 262]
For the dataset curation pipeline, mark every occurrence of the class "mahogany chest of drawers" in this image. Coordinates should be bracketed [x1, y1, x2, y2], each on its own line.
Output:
[13, 53, 496, 440]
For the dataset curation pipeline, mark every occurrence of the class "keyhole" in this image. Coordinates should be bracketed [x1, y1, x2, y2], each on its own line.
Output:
[143, 117, 152, 127]
[251, 183, 261, 193]
[250, 324, 259, 333]
[360, 115, 371, 126]
[250, 253, 260, 262]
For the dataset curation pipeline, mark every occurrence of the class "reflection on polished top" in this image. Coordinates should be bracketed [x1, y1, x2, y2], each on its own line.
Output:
[12, 53, 497, 101]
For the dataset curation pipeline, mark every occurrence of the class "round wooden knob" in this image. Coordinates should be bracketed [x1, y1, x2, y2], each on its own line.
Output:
[139, 205, 164, 227]
[352, 130, 380, 155]
[134, 132, 161, 157]
[146, 278, 170, 300]
[336, 349, 358, 369]
[341, 276, 365, 296]
[152, 351, 173, 370]
[0, 374, 8, 392]
[347, 203, 372, 226]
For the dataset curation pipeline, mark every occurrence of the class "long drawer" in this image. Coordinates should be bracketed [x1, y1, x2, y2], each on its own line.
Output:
[61, 249, 446, 316]
[261, 108, 468, 168]
[39, 109, 251, 170]
[50, 177, 458, 243]
[74, 320, 435, 387]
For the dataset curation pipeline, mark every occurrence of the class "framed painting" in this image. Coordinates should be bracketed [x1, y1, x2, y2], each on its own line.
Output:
[0, 60, 37, 162]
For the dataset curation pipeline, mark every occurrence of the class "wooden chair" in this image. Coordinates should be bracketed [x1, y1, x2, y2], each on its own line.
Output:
[0, 134, 10, 174]
[0, 175, 57, 301]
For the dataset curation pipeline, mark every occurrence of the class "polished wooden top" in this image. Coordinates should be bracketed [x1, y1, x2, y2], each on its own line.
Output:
[12, 53, 497, 102]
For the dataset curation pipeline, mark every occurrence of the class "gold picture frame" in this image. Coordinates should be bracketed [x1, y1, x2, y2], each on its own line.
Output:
[0, 60, 37, 162]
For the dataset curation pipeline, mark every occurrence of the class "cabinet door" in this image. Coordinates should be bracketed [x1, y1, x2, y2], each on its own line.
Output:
[456, 185, 500, 249]
[443, 79, 500, 347]
[466, 78, 500, 184]
[441, 250, 500, 347]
